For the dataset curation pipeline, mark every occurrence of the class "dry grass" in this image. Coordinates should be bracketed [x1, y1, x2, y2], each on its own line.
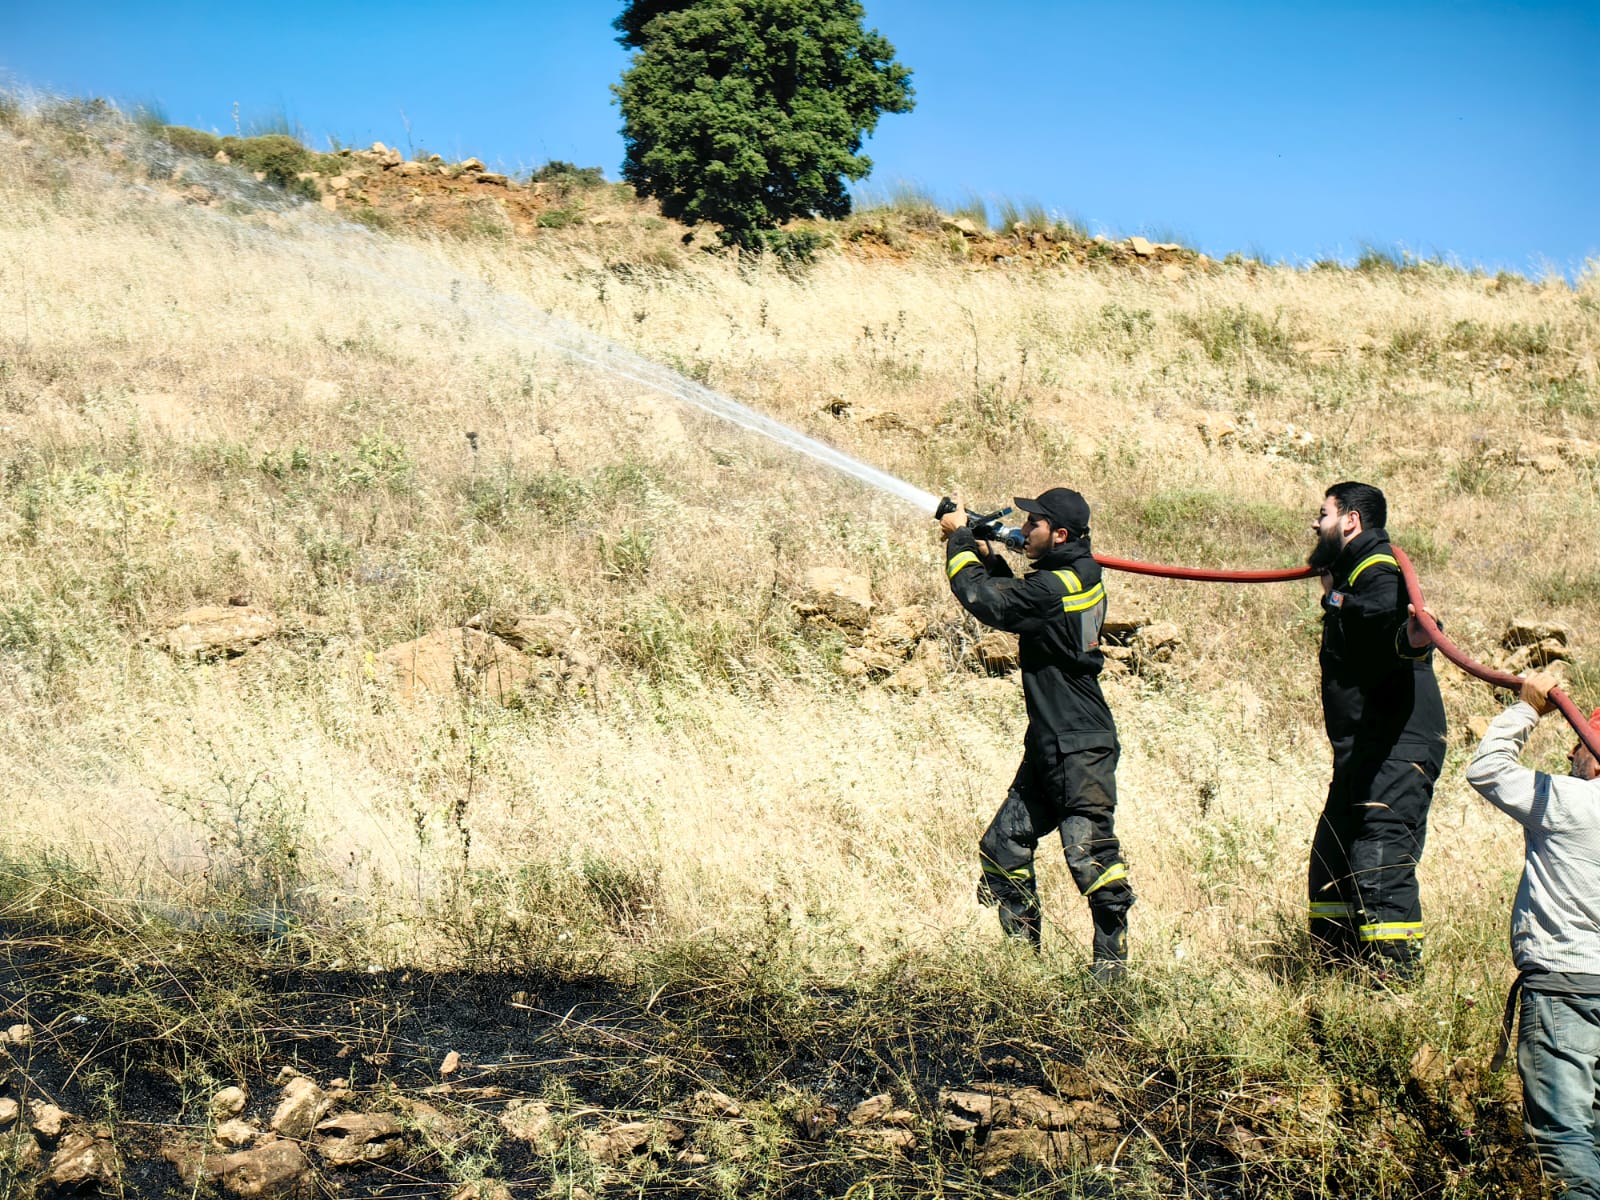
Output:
[1, 96, 1597, 1195]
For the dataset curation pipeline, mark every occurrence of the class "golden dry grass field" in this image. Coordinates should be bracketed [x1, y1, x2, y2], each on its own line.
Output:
[1, 97, 1597, 1198]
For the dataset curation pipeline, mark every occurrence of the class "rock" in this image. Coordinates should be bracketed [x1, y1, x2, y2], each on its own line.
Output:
[843, 1126, 916, 1153]
[976, 630, 1020, 674]
[1501, 640, 1571, 673]
[848, 1094, 895, 1125]
[885, 657, 934, 694]
[391, 161, 426, 177]
[687, 1089, 741, 1118]
[1195, 411, 1242, 447]
[162, 605, 279, 659]
[168, 1137, 312, 1198]
[1503, 618, 1572, 649]
[45, 1130, 119, 1192]
[584, 1119, 684, 1165]
[12, 1132, 40, 1170]
[214, 150, 231, 164]
[29, 1100, 69, 1142]
[314, 1111, 406, 1166]
[1101, 610, 1152, 641]
[942, 217, 982, 237]
[270, 1077, 329, 1140]
[439, 1050, 461, 1077]
[214, 1119, 261, 1148]
[476, 172, 509, 186]
[376, 626, 535, 705]
[792, 1103, 839, 1140]
[459, 157, 486, 173]
[2, 1023, 32, 1046]
[1162, 264, 1185, 282]
[1126, 235, 1156, 258]
[868, 606, 929, 655]
[451, 1183, 514, 1200]
[1131, 620, 1182, 664]
[0, 1097, 17, 1128]
[977, 1128, 1074, 1176]
[388, 1097, 462, 1149]
[211, 1086, 249, 1120]
[794, 567, 873, 631]
[498, 1100, 557, 1150]
[860, 409, 913, 433]
[328, 175, 351, 191]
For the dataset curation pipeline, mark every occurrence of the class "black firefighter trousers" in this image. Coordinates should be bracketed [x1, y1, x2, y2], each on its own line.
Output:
[978, 744, 1134, 965]
[1309, 744, 1443, 978]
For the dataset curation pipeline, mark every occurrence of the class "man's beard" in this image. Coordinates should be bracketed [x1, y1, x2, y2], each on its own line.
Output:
[1307, 527, 1342, 571]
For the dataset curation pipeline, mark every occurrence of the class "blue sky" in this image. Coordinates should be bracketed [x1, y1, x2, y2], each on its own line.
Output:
[4, 1, 1594, 277]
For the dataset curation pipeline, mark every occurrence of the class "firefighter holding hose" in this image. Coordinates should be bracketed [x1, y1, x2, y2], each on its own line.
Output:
[1307, 481, 1445, 982]
[939, 488, 1134, 981]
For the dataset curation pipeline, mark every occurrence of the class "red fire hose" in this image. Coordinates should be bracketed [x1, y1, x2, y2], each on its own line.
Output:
[1093, 550, 1600, 759]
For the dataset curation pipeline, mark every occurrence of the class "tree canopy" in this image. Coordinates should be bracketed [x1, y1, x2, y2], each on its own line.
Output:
[612, 0, 913, 247]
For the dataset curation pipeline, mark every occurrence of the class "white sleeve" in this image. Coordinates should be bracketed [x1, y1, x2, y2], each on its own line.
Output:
[1465, 702, 1542, 827]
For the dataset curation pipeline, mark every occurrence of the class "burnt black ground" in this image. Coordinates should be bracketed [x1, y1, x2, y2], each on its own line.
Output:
[0, 918, 1540, 1198]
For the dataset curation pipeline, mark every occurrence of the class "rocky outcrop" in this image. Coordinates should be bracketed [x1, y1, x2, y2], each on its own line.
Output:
[161, 605, 279, 659]
[45, 1129, 120, 1192]
[794, 568, 873, 631]
[314, 1111, 406, 1166]
[166, 1137, 312, 1198]
[1493, 617, 1572, 675]
[376, 626, 534, 705]
[269, 1076, 329, 1140]
[939, 1082, 1120, 1178]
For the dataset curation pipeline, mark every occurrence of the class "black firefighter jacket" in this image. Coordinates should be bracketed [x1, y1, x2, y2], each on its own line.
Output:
[1319, 527, 1447, 765]
[945, 527, 1117, 758]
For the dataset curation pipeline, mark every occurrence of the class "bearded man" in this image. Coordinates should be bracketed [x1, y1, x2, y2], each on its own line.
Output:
[1306, 481, 1446, 982]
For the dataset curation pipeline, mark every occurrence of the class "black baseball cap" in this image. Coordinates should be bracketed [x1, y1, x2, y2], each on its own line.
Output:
[1014, 488, 1090, 536]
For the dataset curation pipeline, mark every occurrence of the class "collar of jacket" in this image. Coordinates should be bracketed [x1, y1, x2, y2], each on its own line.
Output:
[1331, 526, 1391, 585]
[1031, 536, 1093, 574]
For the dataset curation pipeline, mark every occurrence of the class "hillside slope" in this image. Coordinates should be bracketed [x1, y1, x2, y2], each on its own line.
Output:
[1, 97, 1596, 1198]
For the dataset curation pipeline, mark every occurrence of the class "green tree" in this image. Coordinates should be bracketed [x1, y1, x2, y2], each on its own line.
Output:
[613, 0, 914, 248]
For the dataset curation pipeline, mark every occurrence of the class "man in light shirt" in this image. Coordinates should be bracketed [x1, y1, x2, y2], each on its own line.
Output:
[1466, 671, 1600, 1199]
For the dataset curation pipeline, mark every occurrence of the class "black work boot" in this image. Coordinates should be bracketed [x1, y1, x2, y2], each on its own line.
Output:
[998, 896, 1043, 951]
[1090, 904, 1128, 984]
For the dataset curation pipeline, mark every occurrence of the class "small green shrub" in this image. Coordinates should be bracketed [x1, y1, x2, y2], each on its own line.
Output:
[531, 160, 606, 189]
[743, 227, 829, 264]
[349, 206, 396, 232]
[160, 124, 221, 157]
[1533, 569, 1600, 608]
[1176, 304, 1293, 363]
[536, 207, 582, 230]
[217, 133, 319, 200]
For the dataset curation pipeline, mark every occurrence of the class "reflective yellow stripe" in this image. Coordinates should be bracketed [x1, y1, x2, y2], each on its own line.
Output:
[1061, 583, 1106, 614]
[1052, 569, 1083, 594]
[1309, 902, 1355, 919]
[982, 863, 1034, 882]
[1358, 921, 1424, 941]
[1084, 862, 1128, 894]
[947, 551, 980, 579]
[1347, 553, 1398, 586]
